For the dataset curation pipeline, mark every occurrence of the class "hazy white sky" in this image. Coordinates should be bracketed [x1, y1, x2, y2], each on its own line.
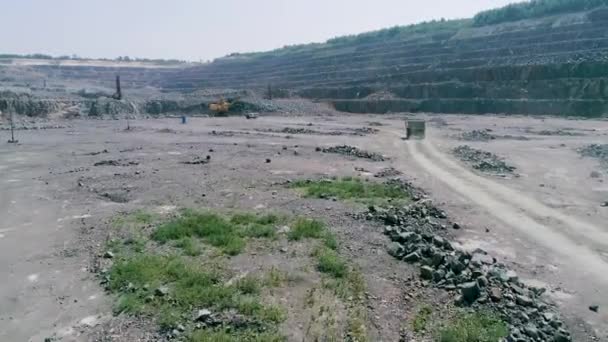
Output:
[1, 0, 518, 61]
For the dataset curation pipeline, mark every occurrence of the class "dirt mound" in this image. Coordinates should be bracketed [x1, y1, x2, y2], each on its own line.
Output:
[453, 145, 516, 174]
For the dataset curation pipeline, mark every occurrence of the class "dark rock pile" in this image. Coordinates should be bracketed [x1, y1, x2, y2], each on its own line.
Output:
[461, 130, 496, 142]
[579, 144, 608, 166]
[351, 127, 379, 135]
[527, 129, 584, 137]
[374, 167, 403, 178]
[365, 201, 572, 342]
[453, 145, 516, 174]
[280, 127, 318, 135]
[320, 145, 386, 161]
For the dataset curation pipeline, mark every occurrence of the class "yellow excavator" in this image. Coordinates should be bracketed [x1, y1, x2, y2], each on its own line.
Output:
[208, 98, 231, 115]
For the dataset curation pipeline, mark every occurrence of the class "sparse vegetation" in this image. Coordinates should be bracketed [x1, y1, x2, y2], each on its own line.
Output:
[189, 328, 285, 342]
[316, 248, 348, 278]
[292, 177, 409, 205]
[437, 312, 509, 342]
[152, 210, 282, 255]
[473, 0, 608, 26]
[413, 305, 433, 332]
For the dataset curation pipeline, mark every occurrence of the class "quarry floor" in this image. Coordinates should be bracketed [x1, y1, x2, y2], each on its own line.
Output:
[0, 113, 607, 341]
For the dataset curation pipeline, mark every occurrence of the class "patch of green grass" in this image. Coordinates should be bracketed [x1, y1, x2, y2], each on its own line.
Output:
[153, 211, 280, 255]
[316, 248, 348, 278]
[413, 305, 433, 332]
[189, 328, 285, 342]
[437, 312, 508, 342]
[112, 209, 158, 228]
[292, 177, 409, 205]
[175, 237, 203, 256]
[107, 254, 284, 330]
[288, 218, 326, 241]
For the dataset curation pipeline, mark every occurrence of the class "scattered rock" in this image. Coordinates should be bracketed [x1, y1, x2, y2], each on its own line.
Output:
[453, 145, 516, 174]
[579, 144, 608, 167]
[195, 308, 213, 322]
[103, 251, 114, 259]
[320, 145, 385, 161]
[265, 158, 271, 163]
[374, 167, 403, 178]
[490, 287, 503, 302]
[589, 305, 599, 312]
[516, 295, 534, 307]
[461, 130, 496, 142]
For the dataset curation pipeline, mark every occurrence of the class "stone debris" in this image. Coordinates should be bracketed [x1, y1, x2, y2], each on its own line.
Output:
[182, 157, 210, 165]
[320, 145, 386, 161]
[364, 180, 571, 341]
[526, 129, 585, 136]
[579, 144, 608, 167]
[461, 129, 496, 141]
[94, 159, 139, 167]
[453, 145, 516, 174]
[589, 305, 599, 312]
[374, 167, 403, 178]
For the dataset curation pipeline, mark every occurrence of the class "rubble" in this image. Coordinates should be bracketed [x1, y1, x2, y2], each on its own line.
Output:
[453, 145, 516, 174]
[364, 185, 571, 341]
[320, 145, 386, 161]
[461, 130, 496, 142]
[374, 167, 403, 178]
[579, 144, 608, 167]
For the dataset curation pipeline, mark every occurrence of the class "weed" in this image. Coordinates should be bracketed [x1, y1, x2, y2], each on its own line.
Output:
[412, 305, 433, 332]
[437, 311, 508, 342]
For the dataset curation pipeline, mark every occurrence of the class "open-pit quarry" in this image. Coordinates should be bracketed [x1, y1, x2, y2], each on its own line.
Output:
[1, 112, 607, 342]
[2, 1, 608, 342]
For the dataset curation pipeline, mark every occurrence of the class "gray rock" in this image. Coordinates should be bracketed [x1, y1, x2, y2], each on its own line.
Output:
[589, 304, 599, 312]
[420, 266, 434, 280]
[552, 331, 571, 342]
[516, 295, 534, 307]
[387, 242, 405, 258]
[195, 308, 212, 322]
[476, 276, 488, 288]
[103, 251, 115, 259]
[471, 253, 493, 267]
[461, 281, 481, 303]
[404, 251, 421, 262]
[433, 269, 446, 282]
[155, 286, 170, 297]
[432, 235, 445, 247]
[490, 287, 503, 302]
[524, 324, 539, 339]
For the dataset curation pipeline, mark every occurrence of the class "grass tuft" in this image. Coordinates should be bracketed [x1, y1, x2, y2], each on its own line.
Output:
[189, 328, 285, 342]
[412, 305, 433, 332]
[316, 248, 348, 278]
[288, 218, 326, 241]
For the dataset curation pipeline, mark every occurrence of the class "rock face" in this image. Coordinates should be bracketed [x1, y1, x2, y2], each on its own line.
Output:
[364, 180, 572, 342]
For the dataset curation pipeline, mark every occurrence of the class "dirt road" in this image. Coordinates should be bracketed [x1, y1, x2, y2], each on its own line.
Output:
[374, 127, 608, 339]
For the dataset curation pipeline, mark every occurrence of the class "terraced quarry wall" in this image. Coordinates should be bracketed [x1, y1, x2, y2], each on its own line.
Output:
[164, 8, 608, 117]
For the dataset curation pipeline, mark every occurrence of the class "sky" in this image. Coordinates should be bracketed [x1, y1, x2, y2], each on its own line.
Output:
[1, 0, 518, 61]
